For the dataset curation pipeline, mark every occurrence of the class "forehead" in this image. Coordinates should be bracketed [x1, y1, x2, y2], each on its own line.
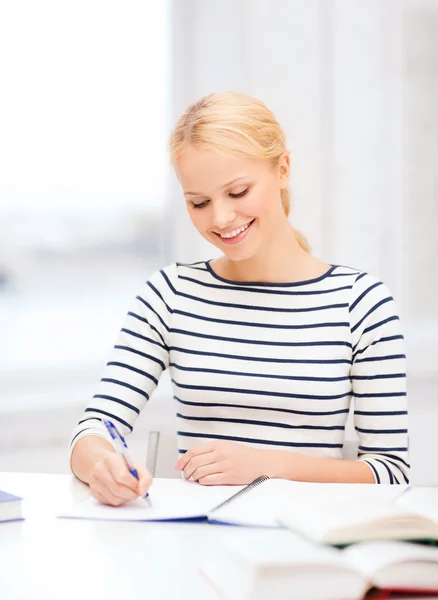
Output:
[175, 146, 269, 191]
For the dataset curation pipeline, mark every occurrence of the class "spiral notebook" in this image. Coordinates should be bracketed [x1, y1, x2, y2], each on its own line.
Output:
[59, 477, 405, 527]
[58, 476, 269, 524]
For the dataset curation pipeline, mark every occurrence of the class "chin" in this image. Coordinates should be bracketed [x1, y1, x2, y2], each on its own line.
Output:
[221, 243, 258, 262]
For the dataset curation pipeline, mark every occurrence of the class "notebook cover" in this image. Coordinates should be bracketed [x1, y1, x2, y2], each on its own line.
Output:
[0, 490, 22, 503]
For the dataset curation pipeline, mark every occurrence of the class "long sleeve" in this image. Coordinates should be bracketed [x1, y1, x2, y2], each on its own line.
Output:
[349, 272, 409, 484]
[69, 263, 177, 454]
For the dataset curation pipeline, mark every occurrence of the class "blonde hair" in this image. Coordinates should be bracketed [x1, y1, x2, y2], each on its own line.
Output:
[169, 92, 310, 253]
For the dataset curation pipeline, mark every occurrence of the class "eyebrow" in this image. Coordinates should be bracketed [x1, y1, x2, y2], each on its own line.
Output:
[184, 176, 247, 196]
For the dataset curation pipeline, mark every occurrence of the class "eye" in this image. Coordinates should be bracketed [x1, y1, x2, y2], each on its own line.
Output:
[229, 188, 249, 199]
[192, 200, 210, 209]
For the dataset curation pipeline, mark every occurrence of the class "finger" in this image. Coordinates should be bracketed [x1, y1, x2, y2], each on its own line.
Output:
[107, 457, 139, 491]
[191, 463, 222, 482]
[91, 485, 127, 507]
[183, 453, 217, 480]
[198, 473, 226, 486]
[176, 444, 216, 471]
[136, 465, 153, 497]
[93, 466, 139, 502]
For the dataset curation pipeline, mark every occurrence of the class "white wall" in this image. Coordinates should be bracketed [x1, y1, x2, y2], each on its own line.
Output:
[167, 0, 438, 483]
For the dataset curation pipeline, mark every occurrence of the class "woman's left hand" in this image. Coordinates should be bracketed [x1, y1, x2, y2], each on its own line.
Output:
[175, 441, 270, 485]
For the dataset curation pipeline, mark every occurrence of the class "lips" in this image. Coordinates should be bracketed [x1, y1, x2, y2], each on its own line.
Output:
[214, 219, 255, 245]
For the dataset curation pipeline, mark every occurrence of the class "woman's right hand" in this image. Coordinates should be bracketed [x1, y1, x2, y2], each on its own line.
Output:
[89, 451, 152, 506]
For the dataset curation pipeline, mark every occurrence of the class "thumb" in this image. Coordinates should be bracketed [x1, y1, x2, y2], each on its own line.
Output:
[135, 464, 153, 497]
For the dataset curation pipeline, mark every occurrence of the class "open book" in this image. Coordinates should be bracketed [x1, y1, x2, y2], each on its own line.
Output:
[278, 487, 438, 546]
[200, 530, 438, 600]
[60, 476, 406, 527]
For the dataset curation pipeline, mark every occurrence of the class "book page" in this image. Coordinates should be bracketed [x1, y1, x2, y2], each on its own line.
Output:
[343, 540, 438, 578]
[58, 478, 243, 521]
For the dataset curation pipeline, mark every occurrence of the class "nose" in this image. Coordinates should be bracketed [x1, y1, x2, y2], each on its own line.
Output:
[211, 198, 237, 230]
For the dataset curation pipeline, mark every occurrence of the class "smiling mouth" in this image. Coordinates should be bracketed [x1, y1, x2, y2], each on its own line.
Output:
[214, 219, 255, 242]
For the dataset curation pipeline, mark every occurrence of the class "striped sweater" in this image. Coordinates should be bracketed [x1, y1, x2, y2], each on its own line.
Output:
[70, 261, 409, 484]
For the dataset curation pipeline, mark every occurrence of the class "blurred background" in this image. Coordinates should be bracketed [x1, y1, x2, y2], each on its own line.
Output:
[1, 0, 437, 482]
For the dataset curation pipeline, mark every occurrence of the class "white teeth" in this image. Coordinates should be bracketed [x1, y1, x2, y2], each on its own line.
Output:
[220, 221, 251, 239]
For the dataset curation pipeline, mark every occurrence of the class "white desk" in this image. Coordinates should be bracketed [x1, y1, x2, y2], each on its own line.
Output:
[2, 473, 437, 600]
[0, 472, 297, 600]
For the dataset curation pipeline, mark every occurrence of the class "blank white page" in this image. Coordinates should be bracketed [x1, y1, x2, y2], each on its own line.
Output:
[59, 478, 243, 521]
[210, 479, 407, 528]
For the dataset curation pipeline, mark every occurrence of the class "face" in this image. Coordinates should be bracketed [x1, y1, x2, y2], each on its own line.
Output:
[175, 146, 290, 261]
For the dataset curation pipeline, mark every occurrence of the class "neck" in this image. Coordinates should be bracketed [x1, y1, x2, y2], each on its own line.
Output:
[221, 220, 327, 284]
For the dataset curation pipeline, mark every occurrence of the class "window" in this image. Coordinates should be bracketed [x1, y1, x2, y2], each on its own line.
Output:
[0, 1, 171, 410]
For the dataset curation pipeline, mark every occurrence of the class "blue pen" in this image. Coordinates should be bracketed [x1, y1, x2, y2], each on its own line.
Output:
[103, 419, 151, 505]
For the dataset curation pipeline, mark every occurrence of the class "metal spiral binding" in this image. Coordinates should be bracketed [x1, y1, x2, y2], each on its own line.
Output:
[212, 475, 270, 513]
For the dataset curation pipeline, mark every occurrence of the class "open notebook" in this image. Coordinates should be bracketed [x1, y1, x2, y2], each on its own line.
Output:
[59, 476, 406, 527]
[200, 530, 438, 600]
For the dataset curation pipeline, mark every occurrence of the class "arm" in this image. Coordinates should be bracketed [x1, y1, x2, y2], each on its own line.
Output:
[348, 273, 409, 484]
[70, 264, 177, 480]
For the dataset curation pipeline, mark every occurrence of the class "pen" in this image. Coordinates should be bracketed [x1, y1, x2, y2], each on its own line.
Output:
[103, 419, 151, 506]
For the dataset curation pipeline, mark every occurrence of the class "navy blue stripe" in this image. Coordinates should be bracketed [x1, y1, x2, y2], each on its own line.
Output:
[170, 363, 350, 383]
[205, 262, 338, 287]
[353, 318, 401, 353]
[355, 427, 408, 435]
[330, 272, 360, 277]
[164, 273, 352, 311]
[173, 308, 349, 330]
[359, 445, 408, 452]
[374, 458, 395, 484]
[358, 452, 410, 470]
[355, 354, 406, 364]
[84, 408, 133, 431]
[106, 362, 158, 385]
[176, 413, 345, 431]
[170, 328, 352, 348]
[70, 429, 91, 446]
[354, 392, 406, 398]
[351, 297, 393, 333]
[148, 277, 174, 313]
[355, 272, 367, 282]
[178, 275, 350, 295]
[349, 281, 383, 313]
[169, 346, 351, 365]
[174, 396, 350, 417]
[176, 260, 206, 268]
[383, 459, 410, 483]
[362, 315, 399, 336]
[135, 295, 171, 323]
[93, 394, 141, 414]
[121, 328, 167, 351]
[351, 373, 406, 380]
[128, 312, 167, 346]
[78, 417, 101, 425]
[114, 345, 166, 371]
[352, 335, 404, 360]
[363, 460, 381, 483]
[177, 430, 343, 449]
[355, 410, 408, 416]
[172, 381, 351, 401]
[101, 378, 150, 400]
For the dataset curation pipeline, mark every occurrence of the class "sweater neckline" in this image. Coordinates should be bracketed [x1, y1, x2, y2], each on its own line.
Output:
[205, 260, 337, 287]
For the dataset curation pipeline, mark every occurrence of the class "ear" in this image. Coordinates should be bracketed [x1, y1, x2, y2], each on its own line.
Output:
[278, 152, 290, 189]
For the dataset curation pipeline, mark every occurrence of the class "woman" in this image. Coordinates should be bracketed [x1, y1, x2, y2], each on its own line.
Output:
[70, 92, 409, 506]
